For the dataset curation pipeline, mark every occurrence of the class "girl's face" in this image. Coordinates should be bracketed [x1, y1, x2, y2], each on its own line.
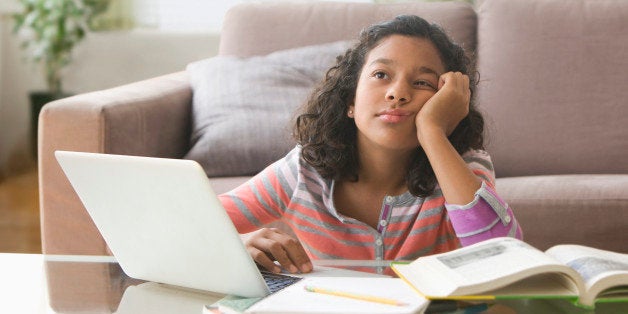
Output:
[349, 35, 445, 152]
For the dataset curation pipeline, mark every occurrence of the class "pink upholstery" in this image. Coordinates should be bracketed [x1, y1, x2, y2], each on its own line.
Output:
[476, 0, 628, 252]
[497, 175, 628, 251]
[477, 0, 628, 177]
[219, 1, 477, 56]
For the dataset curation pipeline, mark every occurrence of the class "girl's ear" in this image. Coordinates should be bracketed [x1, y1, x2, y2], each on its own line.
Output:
[347, 105, 355, 118]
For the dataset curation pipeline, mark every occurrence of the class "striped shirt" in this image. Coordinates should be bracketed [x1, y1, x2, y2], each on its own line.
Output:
[220, 146, 522, 263]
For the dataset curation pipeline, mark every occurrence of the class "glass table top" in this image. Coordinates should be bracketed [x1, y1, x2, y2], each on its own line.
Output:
[1, 253, 627, 314]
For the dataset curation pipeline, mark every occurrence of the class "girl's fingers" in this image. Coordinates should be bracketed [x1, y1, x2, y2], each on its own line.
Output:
[269, 231, 313, 273]
[246, 245, 281, 273]
[266, 229, 312, 273]
[242, 228, 312, 274]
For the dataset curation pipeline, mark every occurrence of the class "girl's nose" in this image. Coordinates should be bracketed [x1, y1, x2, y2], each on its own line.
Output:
[385, 82, 410, 104]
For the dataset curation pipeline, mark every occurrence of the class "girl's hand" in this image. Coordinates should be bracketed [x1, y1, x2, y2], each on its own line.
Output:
[241, 228, 313, 274]
[416, 71, 471, 142]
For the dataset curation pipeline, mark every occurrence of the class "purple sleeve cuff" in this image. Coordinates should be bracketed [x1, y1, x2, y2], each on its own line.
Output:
[445, 182, 523, 246]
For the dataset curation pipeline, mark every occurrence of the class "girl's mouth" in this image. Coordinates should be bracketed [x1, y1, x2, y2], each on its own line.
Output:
[377, 109, 413, 123]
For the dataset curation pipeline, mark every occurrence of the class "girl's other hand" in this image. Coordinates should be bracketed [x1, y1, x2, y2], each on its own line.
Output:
[240, 228, 313, 274]
[416, 71, 470, 141]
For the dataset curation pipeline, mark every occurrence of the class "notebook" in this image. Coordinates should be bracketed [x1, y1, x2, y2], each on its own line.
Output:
[55, 150, 303, 298]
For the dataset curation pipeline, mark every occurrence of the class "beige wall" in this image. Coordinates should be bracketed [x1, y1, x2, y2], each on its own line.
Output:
[0, 17, 220, 176]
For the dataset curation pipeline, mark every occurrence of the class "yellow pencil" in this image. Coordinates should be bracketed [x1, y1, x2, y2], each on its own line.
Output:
[304, 285, 408, 306]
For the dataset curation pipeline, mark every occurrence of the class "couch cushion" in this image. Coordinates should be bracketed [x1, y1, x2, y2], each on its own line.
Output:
[185, 41, 351, 177]
[496, 174, 628, 253]
[478, 0, 628, 177]
[220, 1, 477, 57]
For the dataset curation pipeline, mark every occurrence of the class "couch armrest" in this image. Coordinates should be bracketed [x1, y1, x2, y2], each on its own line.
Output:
[39, 71, 192, 255]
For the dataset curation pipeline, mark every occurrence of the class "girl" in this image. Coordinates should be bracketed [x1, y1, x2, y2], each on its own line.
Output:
[219, 15, 522, 274]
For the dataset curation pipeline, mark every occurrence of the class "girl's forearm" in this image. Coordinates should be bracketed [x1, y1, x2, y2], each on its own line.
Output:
[418, 126, 481, 205]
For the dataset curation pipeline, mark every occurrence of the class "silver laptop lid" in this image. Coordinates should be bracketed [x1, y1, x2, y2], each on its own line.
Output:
[55, 151, 270, 297]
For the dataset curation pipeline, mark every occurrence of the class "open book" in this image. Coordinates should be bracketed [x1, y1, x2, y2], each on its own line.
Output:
[391, 237, 628, 308]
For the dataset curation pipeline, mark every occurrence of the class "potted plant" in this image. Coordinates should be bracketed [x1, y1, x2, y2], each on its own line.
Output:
[12, 0, 108, 155]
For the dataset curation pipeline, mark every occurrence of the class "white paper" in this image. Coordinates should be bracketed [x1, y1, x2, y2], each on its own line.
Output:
[247, 277, 428, 314]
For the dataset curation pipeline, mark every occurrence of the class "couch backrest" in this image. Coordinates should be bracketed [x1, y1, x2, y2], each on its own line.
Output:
[219, 1, 477, 57]
[477, 0, 628, 177]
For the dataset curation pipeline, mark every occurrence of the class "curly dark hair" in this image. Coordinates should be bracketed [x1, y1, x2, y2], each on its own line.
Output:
[294, 15, 484, 197]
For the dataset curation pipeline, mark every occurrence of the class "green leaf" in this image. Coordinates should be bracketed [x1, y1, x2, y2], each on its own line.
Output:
[10, 0, 111, 94]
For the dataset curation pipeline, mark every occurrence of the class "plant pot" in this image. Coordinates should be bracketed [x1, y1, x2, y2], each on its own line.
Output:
[29, 92, 70, 157]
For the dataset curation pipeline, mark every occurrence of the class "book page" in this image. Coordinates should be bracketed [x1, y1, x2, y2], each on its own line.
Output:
[546, 245, 628, 282]
[483, 273, 577, 297]
[433, 238, 563, 285]
[393, 237, 582, 296]
[546, 245, 628, 305]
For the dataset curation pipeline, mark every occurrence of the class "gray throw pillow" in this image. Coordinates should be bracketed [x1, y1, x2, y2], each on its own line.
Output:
[185, 40, 352, 177]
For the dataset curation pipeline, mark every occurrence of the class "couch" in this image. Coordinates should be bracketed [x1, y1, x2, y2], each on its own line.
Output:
[39, 0, 628, 259]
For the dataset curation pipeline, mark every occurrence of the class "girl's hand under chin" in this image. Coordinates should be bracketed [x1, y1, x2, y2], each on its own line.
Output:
[415, 71, 471, 142]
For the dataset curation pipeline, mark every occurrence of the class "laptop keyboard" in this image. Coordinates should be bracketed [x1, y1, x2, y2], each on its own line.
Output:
[260, 270, 303, 294]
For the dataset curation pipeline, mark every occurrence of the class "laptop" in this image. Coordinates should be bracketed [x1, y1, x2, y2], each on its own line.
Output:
[55, 150, 301, 298]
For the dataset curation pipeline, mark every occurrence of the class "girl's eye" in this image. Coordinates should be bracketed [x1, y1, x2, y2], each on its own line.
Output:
[414, 80, 436, 89]
[373, 71, 388, 79]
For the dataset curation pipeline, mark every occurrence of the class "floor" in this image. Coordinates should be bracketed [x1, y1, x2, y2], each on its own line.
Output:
[0, 167, 41, 253]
